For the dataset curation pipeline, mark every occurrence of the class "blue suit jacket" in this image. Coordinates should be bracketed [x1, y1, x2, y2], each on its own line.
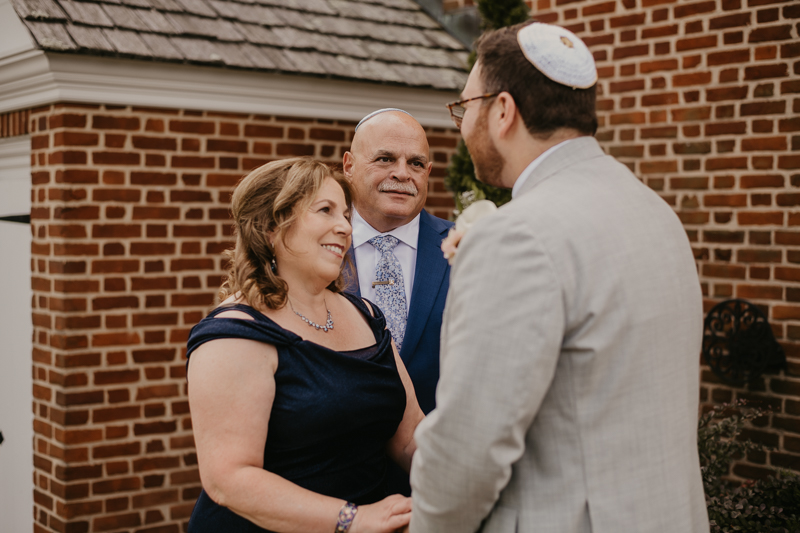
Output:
[346, 209, 453, 415]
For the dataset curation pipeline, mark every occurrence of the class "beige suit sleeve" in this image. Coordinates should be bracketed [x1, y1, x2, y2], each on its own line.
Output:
[410, 211, 565, 533]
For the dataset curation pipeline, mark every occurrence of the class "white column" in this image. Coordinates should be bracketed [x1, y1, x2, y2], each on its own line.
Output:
[0, 135, 33, 533]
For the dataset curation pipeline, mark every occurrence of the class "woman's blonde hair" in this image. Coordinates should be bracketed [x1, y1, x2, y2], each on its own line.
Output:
[219, 157, 354, 309]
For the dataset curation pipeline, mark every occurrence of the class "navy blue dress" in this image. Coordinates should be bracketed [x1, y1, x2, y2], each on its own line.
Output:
[186, 293, 407, 533]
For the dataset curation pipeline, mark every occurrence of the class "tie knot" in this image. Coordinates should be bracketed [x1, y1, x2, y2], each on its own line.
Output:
[369, 234, 400, 253]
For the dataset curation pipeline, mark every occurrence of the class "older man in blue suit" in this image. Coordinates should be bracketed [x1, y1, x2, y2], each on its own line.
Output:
[343, 109, 453, 415]
[343, 109, 453, 493]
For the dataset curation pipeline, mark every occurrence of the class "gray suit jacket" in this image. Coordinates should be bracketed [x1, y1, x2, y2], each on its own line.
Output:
[410, 137, 709, 533]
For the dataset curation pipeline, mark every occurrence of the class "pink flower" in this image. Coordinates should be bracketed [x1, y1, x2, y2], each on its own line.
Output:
[440, 199, 497, 265]
[441, 228, 465, 265]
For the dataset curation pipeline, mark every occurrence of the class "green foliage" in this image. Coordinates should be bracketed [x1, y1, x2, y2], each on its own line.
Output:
[445, 0, 528, 216]
[699, 401, 800, 533]
[477, 0, 530, 30]
[445, 140, 512, 216]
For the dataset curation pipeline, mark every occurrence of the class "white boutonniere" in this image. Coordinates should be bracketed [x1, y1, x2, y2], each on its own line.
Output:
[441, 198, 497, 265]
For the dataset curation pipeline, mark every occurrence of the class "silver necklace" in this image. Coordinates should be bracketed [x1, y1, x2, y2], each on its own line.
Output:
[289, 298, 334, 332]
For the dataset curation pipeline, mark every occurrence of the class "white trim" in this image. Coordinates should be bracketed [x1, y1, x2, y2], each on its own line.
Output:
[0, 51, 460, 128]
[0, 136, 31, 217]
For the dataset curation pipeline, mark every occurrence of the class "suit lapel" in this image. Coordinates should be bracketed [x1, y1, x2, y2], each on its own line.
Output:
[401, 210, 449, 362]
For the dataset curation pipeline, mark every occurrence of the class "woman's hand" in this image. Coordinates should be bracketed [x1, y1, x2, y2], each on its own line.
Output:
[349, 495, 412, 533]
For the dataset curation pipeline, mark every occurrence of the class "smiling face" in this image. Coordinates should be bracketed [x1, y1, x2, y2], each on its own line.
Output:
[274, 176, 352, 285]
[343, 112, 432, 233]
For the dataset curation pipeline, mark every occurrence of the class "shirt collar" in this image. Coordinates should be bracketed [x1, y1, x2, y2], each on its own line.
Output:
[511, 138, 576, 199]
[351, 208, 421, 249]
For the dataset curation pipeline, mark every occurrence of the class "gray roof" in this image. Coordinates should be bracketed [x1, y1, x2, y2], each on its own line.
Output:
[12, 0, 469, 89]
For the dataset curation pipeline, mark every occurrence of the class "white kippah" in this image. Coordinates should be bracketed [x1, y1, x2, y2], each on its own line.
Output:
[517, 23, 597, 89]
[355, 108, 414, 132]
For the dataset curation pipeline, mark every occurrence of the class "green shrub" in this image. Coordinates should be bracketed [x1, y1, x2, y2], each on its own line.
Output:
[444, 0, 529, 215]
[699, 401, 800, 532]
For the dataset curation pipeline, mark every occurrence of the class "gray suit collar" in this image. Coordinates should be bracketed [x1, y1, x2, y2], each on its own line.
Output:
[515, 136, 606, 198]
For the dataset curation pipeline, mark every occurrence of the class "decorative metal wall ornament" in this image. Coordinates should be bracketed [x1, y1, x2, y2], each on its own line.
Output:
[702, 299, 786, 386]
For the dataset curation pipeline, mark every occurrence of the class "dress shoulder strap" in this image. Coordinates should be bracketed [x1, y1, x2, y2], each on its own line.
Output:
[186, 303, 297, 360]
[341, 292, 387, 337]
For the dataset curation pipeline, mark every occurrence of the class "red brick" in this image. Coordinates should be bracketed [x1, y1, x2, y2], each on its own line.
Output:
[777, 193, 800, 206]
[742, 136, 788, 151]
[133, 207, 181, 220]
[745, 64, 789, 80]
[776, 266, 800, 281]
[170, 258, 214, 271]
[93, 442, 141, 459]
[49, 150, 88, 165]
[705, 157, 748, 170]
[136, 385, 180, 401]
[612, 44, 649, 60]
[737, 249, 782, 262]
[207, 139, 248, 153]
[132, 136, 178, 150]
[92, 151, 140, 165]
[778, 155, 800, 169]
[642, 92, 680, 106]
[703, 264, 747, 279]
[674, 0, 715, 17]
[171, 190, 213, 202]
[773, 305, 800, 319]
[171, 292, 215, 306]
[60, 429, 103, 445]
[169, 120, 214, 134]
[779, 117, 800, 131]
[737, 284, 783, 299]
[704, 194, 747, 207]
[749, 24, 794, 42]
[710, 12, 751, 29]
[672, 72, 712, 87]
[92, 332, 141, 347]
[91, 259, 139, 273]
[708, 49, 751, 66]
[676, 36, 717, 51]
[738, 211, 784, 225]
[92, 296, 139, 310]
[134, 421, 178, 436]
[276, 143, 315, 156]
[170, 155, 215, 168]
[53, 132, 99, 146]
[131, 171, 177, 185]
[91, 189, 142, 203]
[49, 113, 87, 129]
[741, 100, 786, 116]
[741, 174, 783, 188]
[244, 124, 283, 137]
[92, 116, 140, 130]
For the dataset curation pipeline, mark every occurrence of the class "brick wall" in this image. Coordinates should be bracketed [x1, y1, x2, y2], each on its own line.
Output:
[27, 102, 459, 533]
[1, 109, 30, 139]
[528, 0, 800, 477]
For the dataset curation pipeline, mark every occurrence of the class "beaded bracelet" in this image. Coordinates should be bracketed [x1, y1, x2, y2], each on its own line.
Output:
[335, 502, 358, 533]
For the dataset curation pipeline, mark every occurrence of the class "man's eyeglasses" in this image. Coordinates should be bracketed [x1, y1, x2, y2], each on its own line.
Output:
[445, 93, 499, 129]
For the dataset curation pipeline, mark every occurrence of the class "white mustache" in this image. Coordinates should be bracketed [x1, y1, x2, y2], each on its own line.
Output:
[378, 180, 418, 196]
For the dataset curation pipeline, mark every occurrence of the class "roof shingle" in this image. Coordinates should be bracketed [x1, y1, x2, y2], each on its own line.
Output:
[12, 0, 469, 90]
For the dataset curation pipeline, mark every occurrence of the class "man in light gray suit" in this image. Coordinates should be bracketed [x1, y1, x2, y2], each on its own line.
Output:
[409, 22, 709, 533]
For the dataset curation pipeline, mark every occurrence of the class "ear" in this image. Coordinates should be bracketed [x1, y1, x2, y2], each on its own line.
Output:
[424, 161, 433, 177]
[494, 92, 518, 139]
[342, 151, 355, 178]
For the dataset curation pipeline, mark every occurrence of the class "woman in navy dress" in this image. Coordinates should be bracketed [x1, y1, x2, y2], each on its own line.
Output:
[186, 158, 424, 533]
